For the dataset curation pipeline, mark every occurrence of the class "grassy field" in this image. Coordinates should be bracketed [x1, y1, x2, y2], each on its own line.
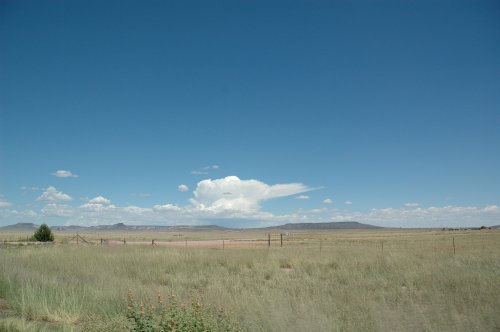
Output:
[0, 229, 499, 331]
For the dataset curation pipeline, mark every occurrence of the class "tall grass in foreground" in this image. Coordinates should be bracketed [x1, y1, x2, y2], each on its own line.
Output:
[0, 233, 499, 331]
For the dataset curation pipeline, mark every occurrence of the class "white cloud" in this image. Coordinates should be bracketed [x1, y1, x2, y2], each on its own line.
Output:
[42, 204, 74, 217]
[484, 205, 500, 213]
[296, 195, 310, 200]
[153, 204, 181, 212]
[130, 193, 150, 197]
[345, 201, 353, 205]
[190, 176, 311, 212]
[124, 206, 150, 214]
[309, 208, 329, 214]
[88, 196, 111, 205]
[191, 170, 208, 175]
[0, 196, 12, 208]
[178, 184, 189, 192]
[329, 205, 500, 228]
[37, 186, 72, 202]
[0, 209, 37, 220]
[52, 170, 78, 178]
[192, 165, 219, 175]
[20, 186, 41, 192]
[323, 198, 333, 204]
[404, 203, 419, 207]
[79, 196, 113, 211]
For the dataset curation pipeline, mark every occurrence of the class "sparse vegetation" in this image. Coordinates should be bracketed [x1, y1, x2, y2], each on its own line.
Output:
[0, 229, 499, 331]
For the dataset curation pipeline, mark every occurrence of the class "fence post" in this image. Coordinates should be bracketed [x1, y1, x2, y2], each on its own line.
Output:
[320, 240, 322, 254]
[76, 234, 79, 245]
[101, 238, 103, 245]
[280, 233, 283, 247]
[152, 239, 155, 246]
[453, 237, 455, 255]
[123, 238, 126, 245]
[382, 240, 384, 253]
[268, 234, 271, 248]
[223, 240, 225, 250]
[185, 239, 187, 248]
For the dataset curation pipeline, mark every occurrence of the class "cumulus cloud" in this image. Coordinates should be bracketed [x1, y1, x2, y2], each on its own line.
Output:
[79, 196, 114, 211]
[178, 184, 189, 192]
[345, 201, 353, 205]
[52, 170, 78, 178]
[37, 186, 72, 202]
[190, 176, 311, 212]
[88, 196, 111, 205]
[296, 195, 310, 200]
[404, 203, 419, 207]
[0, 196, 12, 208]
[323, 198, 333, 204]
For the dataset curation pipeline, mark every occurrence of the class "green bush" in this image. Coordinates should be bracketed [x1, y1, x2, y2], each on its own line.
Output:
[33, 224, 54, 242]
[127, 291, 242, 332]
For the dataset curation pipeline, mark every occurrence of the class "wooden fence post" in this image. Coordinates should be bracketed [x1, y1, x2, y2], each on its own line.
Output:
[280, 233, 283, 247]
[101, 238, 103, 245]
[268, 234, 271, 248]
[76, 234, 79, 245]
[223, 240, 225, 250]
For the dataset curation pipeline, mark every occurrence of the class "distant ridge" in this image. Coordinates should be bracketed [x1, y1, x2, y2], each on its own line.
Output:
[264, 221, 382, 230]
[50, 223, 229, 231]
[0, 222, 39, 231]
[0, 222, 382, 231]
[3, 222, 497, 231]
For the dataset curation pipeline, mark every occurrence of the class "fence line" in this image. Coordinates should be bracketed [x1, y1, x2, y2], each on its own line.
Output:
[3, 232, 497, 253]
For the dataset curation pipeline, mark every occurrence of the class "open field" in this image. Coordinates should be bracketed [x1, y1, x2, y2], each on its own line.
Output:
[0, 228, 499, 331]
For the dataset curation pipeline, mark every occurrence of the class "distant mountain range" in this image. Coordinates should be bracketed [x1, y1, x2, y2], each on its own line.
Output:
[1, 221, 382, 231]
[0, 222, 39, 231]
[2, 221, 498, 232]
[263, 221, 382, 230]
[0, 222, 228, 232]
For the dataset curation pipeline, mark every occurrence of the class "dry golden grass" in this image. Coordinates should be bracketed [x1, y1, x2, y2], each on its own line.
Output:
[0, 228, 499, 331]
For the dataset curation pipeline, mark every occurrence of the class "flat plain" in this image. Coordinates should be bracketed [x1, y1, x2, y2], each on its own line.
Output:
[0, 228, 499, 331]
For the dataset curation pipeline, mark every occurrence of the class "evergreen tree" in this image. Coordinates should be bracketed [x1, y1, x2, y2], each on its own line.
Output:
[33, 223, 54, 242]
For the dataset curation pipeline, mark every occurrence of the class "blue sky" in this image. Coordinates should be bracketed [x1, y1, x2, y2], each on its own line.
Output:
[1, 0, 499, 228]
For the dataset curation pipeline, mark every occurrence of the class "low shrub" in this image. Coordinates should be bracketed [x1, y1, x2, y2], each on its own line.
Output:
[127, 291, 242, 332]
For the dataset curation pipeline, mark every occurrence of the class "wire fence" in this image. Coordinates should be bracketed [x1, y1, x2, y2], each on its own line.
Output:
[2, 231, 499, 255]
